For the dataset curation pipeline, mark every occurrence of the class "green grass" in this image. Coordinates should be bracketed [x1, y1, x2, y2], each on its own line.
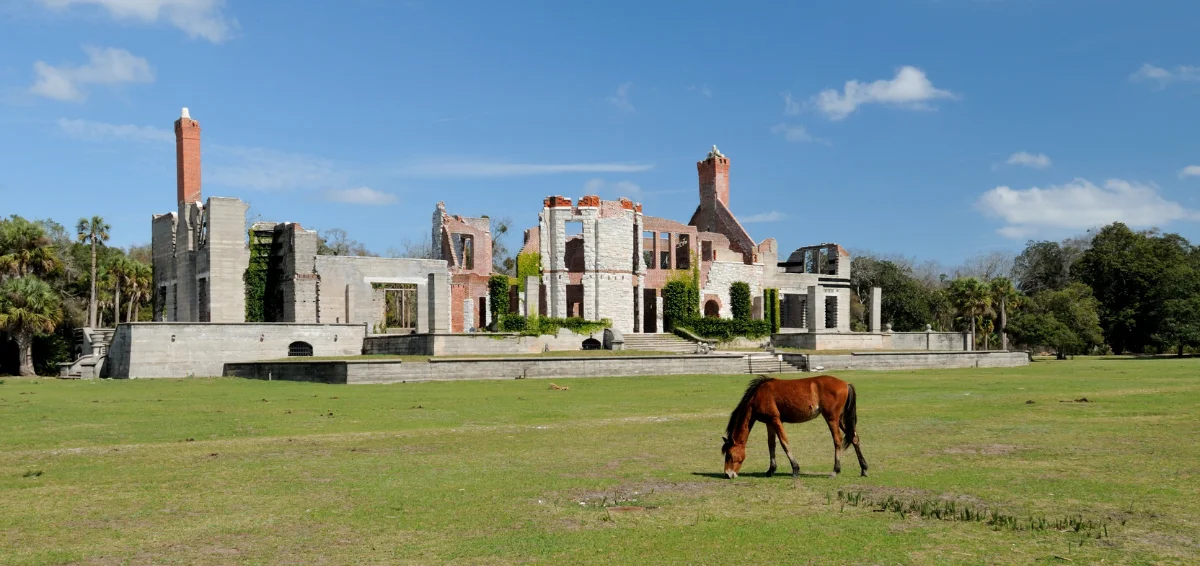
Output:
[1, 358, 1197, 564]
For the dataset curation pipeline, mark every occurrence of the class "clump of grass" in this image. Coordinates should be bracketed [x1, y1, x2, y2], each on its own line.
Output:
[22, 470, 43, 478]
[836, 490, 1111, 539]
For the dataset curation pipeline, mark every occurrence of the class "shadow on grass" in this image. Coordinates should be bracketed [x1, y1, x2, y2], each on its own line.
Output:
[1096, 354, 1199, 361]
[691, 471, 834, 479]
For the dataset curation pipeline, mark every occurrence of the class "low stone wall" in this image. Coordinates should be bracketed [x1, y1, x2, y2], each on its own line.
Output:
[772, 331, 970, 351]
[226, 354, 748, 384]
[105, 323, 367, 378]
[362, 329, 596, 356]
[786, 351, 1028, 371]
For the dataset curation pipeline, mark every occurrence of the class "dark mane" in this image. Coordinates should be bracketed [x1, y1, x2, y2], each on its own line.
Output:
[723, 375, 775, 450]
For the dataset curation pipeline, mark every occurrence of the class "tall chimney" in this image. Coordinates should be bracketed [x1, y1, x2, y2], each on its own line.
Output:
[697, 145, 730, 209]
[175, 107, 201, 205]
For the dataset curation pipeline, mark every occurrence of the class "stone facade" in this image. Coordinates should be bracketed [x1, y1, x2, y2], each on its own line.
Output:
[433, 202, 493, 332]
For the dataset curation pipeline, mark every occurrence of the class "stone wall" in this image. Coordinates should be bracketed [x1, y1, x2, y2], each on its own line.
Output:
[701, 260, 763, 319]
[362, 329, 596, 356]
[104, 323, 366, 378]
[227, 354, 749, 384]
[202, 197, 250, 323]
[772, 331, 971, 351]
[313, 256, 449, 333]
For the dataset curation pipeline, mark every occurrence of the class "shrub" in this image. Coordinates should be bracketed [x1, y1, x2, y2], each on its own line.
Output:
[663, 280, 695, 332]
[730, 282, 751, 321]
[487, 274, 511, 326]
[763, 288, 781, 333]
[515, 253, 541, 291]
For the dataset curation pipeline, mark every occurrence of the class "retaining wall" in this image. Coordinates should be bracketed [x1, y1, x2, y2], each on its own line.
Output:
[772, 331, 970, 351]
[226, 354, 748, 384]
[362, 329, 596, 356]
[788, 351, 1028, 371]
[105, 323, 366, 378]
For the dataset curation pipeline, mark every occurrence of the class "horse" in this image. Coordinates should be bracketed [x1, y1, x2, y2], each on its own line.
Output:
[720, 375, 868, 479]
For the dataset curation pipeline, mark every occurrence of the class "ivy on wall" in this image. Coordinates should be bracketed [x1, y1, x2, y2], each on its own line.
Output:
[244, 229, 271, 322]
[730, 281, 751, 321]
[515, 252, 541, 292]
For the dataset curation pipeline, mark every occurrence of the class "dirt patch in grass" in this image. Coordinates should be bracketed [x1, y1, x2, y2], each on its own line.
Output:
[940, 444, 1022, 456]
[559, 480, 715, 507]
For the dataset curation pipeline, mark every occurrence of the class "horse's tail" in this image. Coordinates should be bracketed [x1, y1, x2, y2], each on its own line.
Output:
[840, 383, 858, 449]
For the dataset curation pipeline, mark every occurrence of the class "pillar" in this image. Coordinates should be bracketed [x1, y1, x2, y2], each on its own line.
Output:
[869, 286, 882, 333]
[524, 276, 540, 318]
[807, 285, 824, 332]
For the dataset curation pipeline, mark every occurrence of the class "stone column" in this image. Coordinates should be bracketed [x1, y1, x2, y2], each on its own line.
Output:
[869, 286, 882, 333]
[807, 285, 824, 332]
[524, 276, 540, 318]
[426, 272, 448, 333]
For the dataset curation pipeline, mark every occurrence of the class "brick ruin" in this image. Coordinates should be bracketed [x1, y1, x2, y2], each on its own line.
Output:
[518, 145, 856, 335]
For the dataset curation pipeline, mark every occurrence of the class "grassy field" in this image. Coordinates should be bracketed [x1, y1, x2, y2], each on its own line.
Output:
[1, 359, 1197, 564]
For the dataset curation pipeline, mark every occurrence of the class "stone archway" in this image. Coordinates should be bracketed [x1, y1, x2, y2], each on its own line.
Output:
[704, 300, 720, 318]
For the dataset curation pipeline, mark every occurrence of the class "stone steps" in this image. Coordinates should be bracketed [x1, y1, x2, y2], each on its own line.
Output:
[744, 355, 805, 374]
[622, 333, 701, 354]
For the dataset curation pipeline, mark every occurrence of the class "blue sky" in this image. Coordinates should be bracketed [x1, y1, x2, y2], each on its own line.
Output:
[2, 0, 1199, 265]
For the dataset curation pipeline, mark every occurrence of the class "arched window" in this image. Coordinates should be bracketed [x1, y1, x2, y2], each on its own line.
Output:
[288, 341, 313, 357]
[704, 300, 720, 318]
[581, 337, 601, 350]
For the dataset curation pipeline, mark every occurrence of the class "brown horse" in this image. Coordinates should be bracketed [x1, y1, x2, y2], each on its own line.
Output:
[721, 375, 867, 479]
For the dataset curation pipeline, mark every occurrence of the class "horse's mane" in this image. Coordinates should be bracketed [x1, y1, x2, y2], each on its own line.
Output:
[723, 375, 775, 449]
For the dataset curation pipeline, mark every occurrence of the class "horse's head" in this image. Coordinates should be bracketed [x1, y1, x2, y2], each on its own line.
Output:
[721, 436, 744, 479]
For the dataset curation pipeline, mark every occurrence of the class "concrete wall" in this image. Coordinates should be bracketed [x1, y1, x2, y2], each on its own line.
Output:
[203, 198, 250, 323]
[362, 328, 595, 356]
[791, 351, 1028, 371]
[312, 256, 449, 333]
[104, 322, 366, 378]
[772, 331, 971, 351]
[226, 354, 749, 384]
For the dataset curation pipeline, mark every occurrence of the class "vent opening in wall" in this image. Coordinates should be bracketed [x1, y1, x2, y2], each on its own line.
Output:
[288, 341, 314, 357]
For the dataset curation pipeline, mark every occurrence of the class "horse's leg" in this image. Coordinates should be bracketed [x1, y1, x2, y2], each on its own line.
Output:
[851, 432, 869, 477]
[825, 416, 843, 478]
[770, 418, 801, 478]
[766, 427, 777, 477]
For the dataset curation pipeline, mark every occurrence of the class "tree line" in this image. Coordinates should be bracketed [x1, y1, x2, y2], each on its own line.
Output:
[849, 222, 1200, 357]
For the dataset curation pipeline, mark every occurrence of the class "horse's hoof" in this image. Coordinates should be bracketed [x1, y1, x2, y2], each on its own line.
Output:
[860, 471, 869, 477]
[765, 469, 775, 477]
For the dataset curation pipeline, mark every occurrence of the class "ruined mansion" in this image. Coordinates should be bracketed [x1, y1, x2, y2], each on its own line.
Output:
[151, 110, 861, 337]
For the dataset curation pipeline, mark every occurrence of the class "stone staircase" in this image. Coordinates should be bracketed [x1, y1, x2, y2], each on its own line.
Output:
[622, 333, 703, 354]
[744, 354, 806, 374]
[58, 327, 115, 379]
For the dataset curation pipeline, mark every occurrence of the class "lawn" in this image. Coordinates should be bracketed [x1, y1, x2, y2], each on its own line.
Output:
[1, 358, 1196, 564]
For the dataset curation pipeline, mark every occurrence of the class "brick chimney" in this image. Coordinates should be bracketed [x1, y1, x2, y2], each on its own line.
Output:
[697, 145, 730, 209]
[175, 107, 201, 205]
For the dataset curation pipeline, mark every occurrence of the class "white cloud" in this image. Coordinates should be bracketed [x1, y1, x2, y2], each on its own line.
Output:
[582, 178, 642, 198]
[1129, 63, 1200, 86]
[813, 66, 954, 120]
[39, 0, 236, 43]
[977, 178, 1198, 238]
[30, 45, 154, 102]
[56, 117, 172, 143]
[208, 146, 349, 191]
[1179, 165, 1200, 178]
[782, 92, 803, 116]
[399, 159, 653, 178]
[771, 123, 814, 143]
[1005, 151, 1052, 169]
[324, 187, 397, 205]
[739, 211, 786, 224]
[688, 84, 712, 98]
[606, 82, 634, 112]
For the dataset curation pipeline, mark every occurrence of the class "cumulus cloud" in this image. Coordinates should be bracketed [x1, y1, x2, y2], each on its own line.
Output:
[39, 0, 236, 43]
[1129, 63, 1200, 86]
[1006, 151, 1052, 169]
[739, 211, 786, 224]
[399, 159, 653, 178]
[30, 46, 154, 102]
[324, 187, 397, 205]
[782, 92, 803, 116]
[208, 146, 349, 192]
[582, 178, 642, 198]
[977, 178, 1198, 238]
[1179, 165, 1200, 178]
[56, 117, 172, 143]
[770, 123, 813, 143]
[606, 82, 634, 112]
[813, 66, 954, 120]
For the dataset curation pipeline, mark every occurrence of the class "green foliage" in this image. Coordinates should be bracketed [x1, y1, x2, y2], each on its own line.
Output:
[763, 288, 781, 333]
[1012, 239, 1089, 295]
[244, 229, 270, 323]
[1008, 282, 1104, 358]
[948, 277, 993, 341]
[662, 280, 697, 332]
[515, 252, 541, 291]
[1153, 296, 1200, 356]
[497, 314, 610, 336]
[0, 276, 64, 375]
[487, 274, 511, 326]
[850, 257, 937, 332]
[0, 215, 63, 279]
[729, 281, 751, 321]
[675, 317, 772, 341]
[33, 331, 72, 375]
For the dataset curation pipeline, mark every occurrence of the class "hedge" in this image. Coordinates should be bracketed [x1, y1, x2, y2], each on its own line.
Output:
[487, 274, 510, 326]
[764, 288, 781, 333]
[675, 317, 772, 341]
[497, 314, 611, 337]
[730, 281, 751, 321]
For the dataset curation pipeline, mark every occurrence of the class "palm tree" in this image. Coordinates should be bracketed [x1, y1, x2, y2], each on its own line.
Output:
[106, 256, 136, 325]
[0, 277, 63, 376]
[0, 216, 63, 279]
[949, 277, 993, 350]
[76, 216, 110, 328]
[989, 277, 1021, 351]
[124, 261, 152, 322]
